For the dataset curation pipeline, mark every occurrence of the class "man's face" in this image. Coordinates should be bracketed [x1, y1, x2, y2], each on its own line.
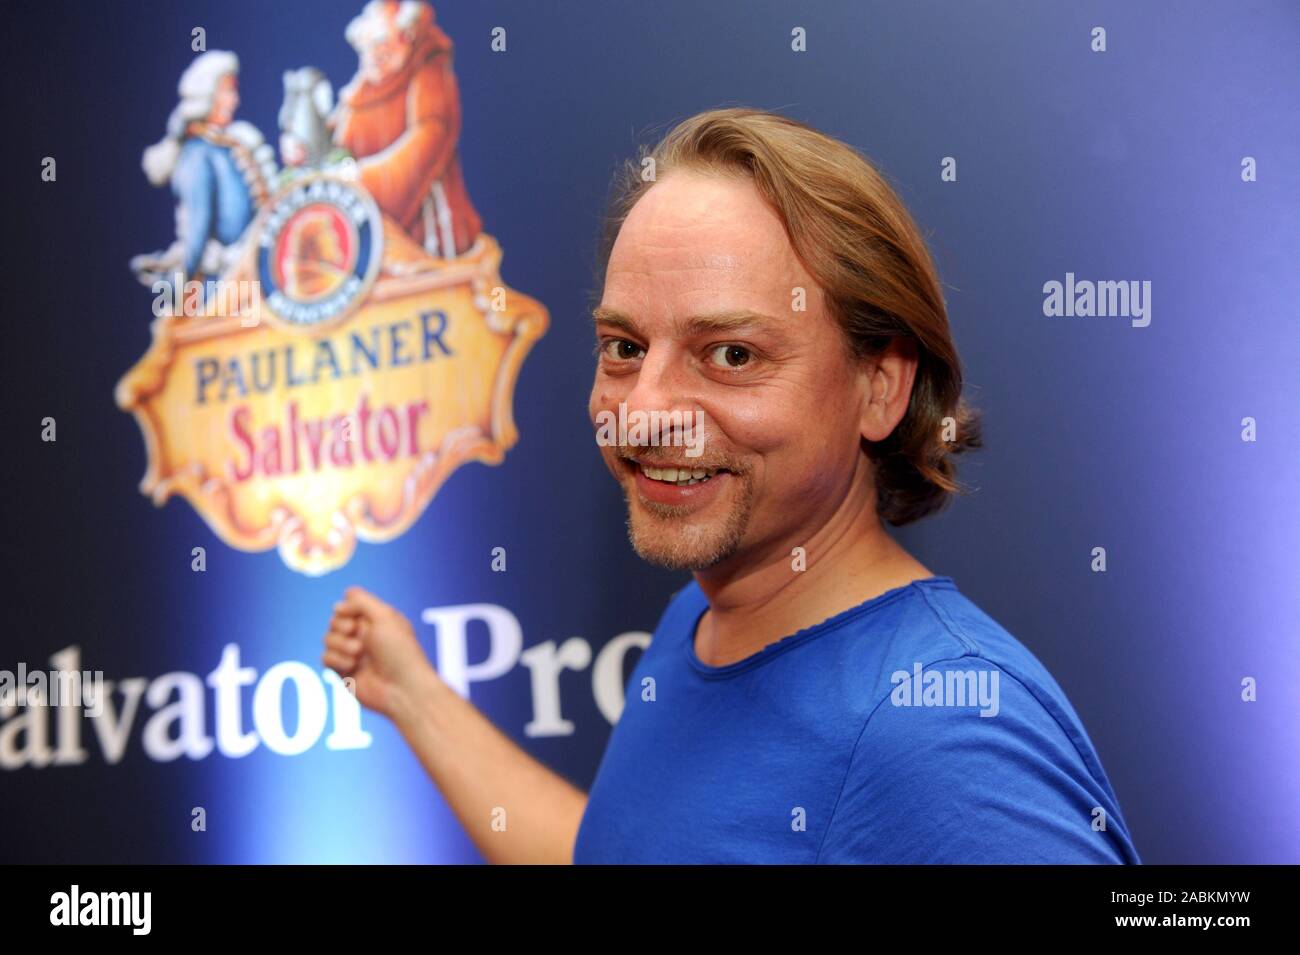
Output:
[589, 170, 871, 572]
[360, 15, 414, 84]
[209, 74, 239, 127]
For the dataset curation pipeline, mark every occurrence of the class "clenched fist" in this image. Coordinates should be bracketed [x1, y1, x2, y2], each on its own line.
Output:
[321, 586, 438, 721]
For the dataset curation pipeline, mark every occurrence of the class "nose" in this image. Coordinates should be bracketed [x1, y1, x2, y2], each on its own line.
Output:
[621, 346, 702, 443]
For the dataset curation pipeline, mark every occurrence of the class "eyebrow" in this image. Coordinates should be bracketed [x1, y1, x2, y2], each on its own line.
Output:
[591, 307, 788, 341]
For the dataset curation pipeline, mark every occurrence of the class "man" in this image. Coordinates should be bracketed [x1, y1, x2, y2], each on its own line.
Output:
[132, 50, 276, 290]
[322, 108, 1140, 865]
[332, 0, 482, 258]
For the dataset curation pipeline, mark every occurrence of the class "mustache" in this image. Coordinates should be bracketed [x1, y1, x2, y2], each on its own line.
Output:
[615, 448, 744, 473]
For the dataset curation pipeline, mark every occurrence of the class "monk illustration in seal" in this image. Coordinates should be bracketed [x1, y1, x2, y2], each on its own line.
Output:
[331, 0, 483, 259]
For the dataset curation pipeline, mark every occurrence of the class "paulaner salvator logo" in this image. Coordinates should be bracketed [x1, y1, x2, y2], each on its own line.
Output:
[116, 3, 548, 574]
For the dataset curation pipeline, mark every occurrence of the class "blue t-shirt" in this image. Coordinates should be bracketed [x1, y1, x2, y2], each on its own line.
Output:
[574, 576, 1140, 864]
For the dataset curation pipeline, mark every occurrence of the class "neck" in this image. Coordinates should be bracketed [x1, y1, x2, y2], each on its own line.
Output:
[691, 461, 934, 667]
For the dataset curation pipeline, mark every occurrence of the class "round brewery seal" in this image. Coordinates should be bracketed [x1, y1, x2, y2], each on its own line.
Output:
[256, 173, 383, 331]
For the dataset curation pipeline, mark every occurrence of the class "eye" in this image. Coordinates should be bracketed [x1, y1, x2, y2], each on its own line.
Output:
[598, 338, 645, 361]
[707, 344, 753, 369]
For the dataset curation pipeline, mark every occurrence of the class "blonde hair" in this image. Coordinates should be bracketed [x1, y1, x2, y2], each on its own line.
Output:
[597, 107, 982, 525]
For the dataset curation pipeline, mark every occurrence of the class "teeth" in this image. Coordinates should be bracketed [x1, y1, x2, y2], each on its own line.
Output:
[639, 462, 721, 486]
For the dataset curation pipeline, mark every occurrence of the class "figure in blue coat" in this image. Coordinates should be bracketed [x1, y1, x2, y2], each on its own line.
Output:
[131, 50, 277, 300]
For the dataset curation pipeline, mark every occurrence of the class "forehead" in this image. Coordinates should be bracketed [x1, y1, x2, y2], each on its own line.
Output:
[602, 171, 817, 318]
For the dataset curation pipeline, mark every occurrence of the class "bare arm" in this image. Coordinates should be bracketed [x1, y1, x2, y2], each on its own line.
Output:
[389, 664, 587, 864]
[323, 587, 587, 864]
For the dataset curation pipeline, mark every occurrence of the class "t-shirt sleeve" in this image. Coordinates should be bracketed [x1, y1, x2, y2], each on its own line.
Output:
[816, 658, 1136, 864]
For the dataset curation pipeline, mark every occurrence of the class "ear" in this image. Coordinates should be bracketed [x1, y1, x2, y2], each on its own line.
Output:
[859, 337, 919, 443]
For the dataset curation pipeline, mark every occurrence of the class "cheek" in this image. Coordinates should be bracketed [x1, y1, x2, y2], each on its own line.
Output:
[709, 396, 776, 453]
[709, 378, 828, 452]
[718, 388, 857, 492]
[588, 373, 624, 421]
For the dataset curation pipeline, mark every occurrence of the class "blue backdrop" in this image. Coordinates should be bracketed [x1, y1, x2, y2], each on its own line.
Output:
[0, 0, 1296, 864]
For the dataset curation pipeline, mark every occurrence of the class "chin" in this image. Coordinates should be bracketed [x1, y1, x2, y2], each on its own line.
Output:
[625, 508, 743, 571]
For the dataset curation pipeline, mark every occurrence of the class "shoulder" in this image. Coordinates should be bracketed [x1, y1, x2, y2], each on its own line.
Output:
[178, 136, 212, 160]
[173, 139, 216, 187]
[817, 580, 1139, 863]
[224, 120, 267, 151]
[865, 580, 1114, 792]
[899, 581, 1110, 776]
[823, 667, 1135, 862]
[871, 580, 1085, 723]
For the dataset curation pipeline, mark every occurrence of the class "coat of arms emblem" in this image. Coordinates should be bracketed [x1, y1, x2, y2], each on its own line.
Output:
[116, 1, 548, 574]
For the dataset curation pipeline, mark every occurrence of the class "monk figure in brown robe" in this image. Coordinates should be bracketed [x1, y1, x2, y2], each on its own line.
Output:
[333, 0, 483, 258]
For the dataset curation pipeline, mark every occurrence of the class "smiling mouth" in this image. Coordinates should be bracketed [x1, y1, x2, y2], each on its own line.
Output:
[619, 456, 732, 487]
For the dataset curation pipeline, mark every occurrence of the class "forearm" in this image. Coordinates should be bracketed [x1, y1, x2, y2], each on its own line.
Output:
[389, 666, 588, 864]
